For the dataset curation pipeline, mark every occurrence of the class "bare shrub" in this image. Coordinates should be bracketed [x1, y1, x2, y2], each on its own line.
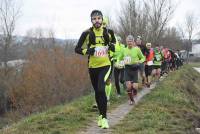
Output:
[9, 47, 90, 115]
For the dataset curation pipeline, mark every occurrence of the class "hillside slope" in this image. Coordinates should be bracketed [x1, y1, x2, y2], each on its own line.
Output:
[112, 64, 200, 134]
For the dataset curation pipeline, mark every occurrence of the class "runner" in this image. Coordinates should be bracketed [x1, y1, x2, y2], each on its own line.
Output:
[113, 36, 126, 96]
[122, 35, 145, 105]
[169, 49, 176, 71]
[136, 36, 148, 86]
[152, 46, 164, 82]
[161, 47, 168, 76]
[166, 48, 172, 72]
[102, 16, 115, 105]
[144, 43, 154, 88]
[75, 10, 116, 129]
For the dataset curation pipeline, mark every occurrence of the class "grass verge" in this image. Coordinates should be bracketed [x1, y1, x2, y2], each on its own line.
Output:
[112, 64, 200, 134]
[1, 85, 127, 134]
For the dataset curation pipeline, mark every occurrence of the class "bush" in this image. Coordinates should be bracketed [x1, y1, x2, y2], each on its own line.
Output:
[0, 68, 16, 114]
[0, 84, 7, 114]
[9, 47, 90, 115]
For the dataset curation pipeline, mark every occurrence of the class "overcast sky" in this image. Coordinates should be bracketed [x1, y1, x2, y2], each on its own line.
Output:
[15, 0, 200, 39]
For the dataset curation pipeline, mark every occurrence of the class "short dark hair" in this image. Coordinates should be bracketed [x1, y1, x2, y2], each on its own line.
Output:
[90, 10, 103, 18]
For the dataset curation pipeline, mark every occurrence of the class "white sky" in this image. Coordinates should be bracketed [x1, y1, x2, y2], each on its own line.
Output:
[14, 0, 200, 39]
[169, 0, 200, 26]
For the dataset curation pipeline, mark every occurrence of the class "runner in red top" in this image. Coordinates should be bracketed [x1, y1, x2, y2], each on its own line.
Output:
[144, 43, 154, 88]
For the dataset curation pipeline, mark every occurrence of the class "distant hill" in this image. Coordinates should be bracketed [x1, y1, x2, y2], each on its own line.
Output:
[11, 35, 78, 46]
[0, 35, 78, 61]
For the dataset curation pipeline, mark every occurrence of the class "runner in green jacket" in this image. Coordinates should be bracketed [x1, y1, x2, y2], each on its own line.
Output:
[113, 36, 126, 96]
[121, 35, 145, 105]
[152, 46, 164, 82]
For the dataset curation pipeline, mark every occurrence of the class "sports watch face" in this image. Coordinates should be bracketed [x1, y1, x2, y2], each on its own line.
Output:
[91, 16, 103, 28]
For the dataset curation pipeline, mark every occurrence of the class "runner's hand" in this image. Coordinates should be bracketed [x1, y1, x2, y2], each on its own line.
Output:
[108, 43, 115, 52]
[86, 48, 95, 55]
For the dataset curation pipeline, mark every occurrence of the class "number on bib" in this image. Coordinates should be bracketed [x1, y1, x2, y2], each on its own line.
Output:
[114, 60, 125, 68]
[94, 46, 108, 57]
[147, 61, 153, 65]
[124, 56, 131, 64]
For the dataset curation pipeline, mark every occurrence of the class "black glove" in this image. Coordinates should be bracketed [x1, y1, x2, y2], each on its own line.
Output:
[113, 59, 117, 62]
[108, 43, 115, 52]
[86, 47, 95, 55]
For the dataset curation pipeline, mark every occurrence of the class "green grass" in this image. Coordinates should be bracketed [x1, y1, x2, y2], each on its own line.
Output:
[2, 64, 200, 134]
[0, 85, 127, 134]
[112, 64, 200, 134]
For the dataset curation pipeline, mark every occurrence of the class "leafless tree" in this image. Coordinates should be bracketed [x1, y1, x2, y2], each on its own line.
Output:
[184, 12, 198, 62]
[48, 28, 56, 48]
[160, 27, 183, 49]
[24, 27, 58, 50]
[185, 13, 196, 43]
[143, 0, 176, 44]
[0, 0, 21, 75]
[117, 0, 137, 39]
[0, 0, 21, 113]
[117, 0, 176, 45]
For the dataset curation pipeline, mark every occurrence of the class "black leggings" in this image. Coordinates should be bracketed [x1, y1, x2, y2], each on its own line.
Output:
[89, 66, 111, 118]
[114, 67, 125, 95]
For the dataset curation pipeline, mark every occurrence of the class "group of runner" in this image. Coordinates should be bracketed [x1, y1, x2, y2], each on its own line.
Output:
[75, 9, 183, 129]
[161, 48, 184, 74]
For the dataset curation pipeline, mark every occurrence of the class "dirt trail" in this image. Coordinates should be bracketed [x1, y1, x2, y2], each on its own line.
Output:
[80, 83, 157, 134]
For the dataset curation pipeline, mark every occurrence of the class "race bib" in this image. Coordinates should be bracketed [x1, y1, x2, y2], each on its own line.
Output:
[114, 60, 125, 68]
[94, 46, 108, 57]
[124, 56, 131, 64]
[119, 61, 125, 66]
[155, 55, 161, 61]
[147, 61, 153, 65]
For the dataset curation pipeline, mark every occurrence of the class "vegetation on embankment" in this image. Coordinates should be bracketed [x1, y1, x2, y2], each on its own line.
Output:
[112, 64, 200, 134]
[0, 86, 127, 134]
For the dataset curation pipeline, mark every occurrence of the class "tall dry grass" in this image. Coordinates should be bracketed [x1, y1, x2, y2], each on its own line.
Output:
[9, 47, 90, 115]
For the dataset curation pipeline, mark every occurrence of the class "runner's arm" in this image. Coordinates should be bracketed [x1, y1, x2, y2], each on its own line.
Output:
[108, 29, 116, 52]
[138, 48, 145, 63]
[75, 31, 89, 55]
